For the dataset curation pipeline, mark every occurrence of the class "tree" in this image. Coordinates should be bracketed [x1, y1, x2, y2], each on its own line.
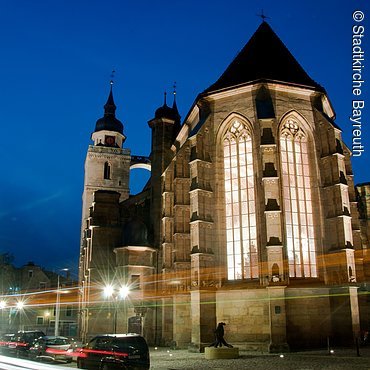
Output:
[0, 252, 14, 265]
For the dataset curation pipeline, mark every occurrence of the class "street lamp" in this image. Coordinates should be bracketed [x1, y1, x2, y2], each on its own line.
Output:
[119, 286, 129, 299]
[103, 285, 114, 298]
[44, 311, 50, 334]
[16, 301, 25, 331]
[55, 268, 69, 336]
[103, 284, 130, 334]
[16, 301, 24, 310]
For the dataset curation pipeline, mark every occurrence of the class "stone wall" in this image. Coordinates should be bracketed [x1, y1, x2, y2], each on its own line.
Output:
[215, 289, 270, 343]
[285, 287, 332, 349]
[173, 294, 191, 347]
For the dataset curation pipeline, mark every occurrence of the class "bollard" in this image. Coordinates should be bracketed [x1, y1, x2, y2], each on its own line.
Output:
[355, 337, 360, 357]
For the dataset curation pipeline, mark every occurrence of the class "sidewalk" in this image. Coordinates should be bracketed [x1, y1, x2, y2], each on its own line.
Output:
[149, 346, 370, 369]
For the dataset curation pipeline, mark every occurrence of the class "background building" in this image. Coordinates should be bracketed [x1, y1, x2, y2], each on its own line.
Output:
[79, 22, 370, 350]
[0, 258, 78, 337]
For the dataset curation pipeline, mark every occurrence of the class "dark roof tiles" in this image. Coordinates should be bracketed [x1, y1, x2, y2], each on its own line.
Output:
[204, 22, 324, 94]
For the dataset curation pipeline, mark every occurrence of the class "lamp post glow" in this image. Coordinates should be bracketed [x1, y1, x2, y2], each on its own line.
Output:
[55, 268, 69, 336]
[103, 285, 114, 298]
[119, 286, 129, 299]
[16, 301, 25, 330]
[103, 284, 129, 334]
[44, 311, 50, 333]
[16, 301, 24, 310]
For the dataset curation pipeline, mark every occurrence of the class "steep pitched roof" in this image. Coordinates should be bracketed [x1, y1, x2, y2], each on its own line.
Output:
[204, 22, 324, 94]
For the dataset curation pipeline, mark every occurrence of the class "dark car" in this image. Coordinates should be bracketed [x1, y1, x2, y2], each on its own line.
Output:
[28, 335, 73, 363]
[7, 330, 45, 357]
[77, 334, 150, 370]
[0, 333, 14, 354]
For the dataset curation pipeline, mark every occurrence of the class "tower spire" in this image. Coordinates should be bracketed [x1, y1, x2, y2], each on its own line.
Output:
[110, 69, 115, 86]
[173, 81, 177, 103]
[172, 81, 179, 112]
[105, 70, 116, 115]
[172, 81, 180, 124]
[93, 71, 123, 135]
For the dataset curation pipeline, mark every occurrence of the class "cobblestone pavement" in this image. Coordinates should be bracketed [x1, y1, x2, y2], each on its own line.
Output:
[149, 347, 370, 370]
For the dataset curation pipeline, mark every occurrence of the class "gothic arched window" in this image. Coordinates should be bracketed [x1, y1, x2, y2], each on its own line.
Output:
[280, 118, 317, 278]
[104, 162, 111, 180]
[223, 120, 258, 280]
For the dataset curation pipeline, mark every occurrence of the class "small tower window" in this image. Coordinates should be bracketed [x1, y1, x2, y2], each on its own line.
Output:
[131, 274, 141, 290]
[104, 162, 111, 179]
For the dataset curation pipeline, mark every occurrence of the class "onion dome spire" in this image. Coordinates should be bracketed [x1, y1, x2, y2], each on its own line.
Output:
[155, 91, 176, 120]
[104, 81, 116, 115]
[94, 79, 123, 134]
[153, 83, 181, 124]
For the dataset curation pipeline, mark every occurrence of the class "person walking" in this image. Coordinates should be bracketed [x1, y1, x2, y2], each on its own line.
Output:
[209, 322, 233, 348]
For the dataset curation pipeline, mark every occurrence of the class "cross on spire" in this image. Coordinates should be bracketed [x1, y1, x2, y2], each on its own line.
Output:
[110, 69, 116, 85]
[173, 81, 177, 101]
[256, 9, 270, 22]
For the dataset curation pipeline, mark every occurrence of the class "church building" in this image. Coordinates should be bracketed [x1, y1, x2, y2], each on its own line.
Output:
[79, 21, 370, 351]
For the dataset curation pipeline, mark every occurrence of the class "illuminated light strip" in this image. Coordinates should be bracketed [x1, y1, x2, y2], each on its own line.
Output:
[0, 286, 79, 299]
[80, 348, 128, 358]
[6, 342, 28, 347]
[37, 348, 83, 358]
[45, 348, 71, 355]
[64, 351, 84, 358]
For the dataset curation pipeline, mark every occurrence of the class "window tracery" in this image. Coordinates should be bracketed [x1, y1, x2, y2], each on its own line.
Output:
[223, 120, 259, 280]
[280, 117, 317, 278]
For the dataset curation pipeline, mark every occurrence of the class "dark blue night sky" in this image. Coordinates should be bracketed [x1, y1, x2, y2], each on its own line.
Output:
[0, 0, 368, 275]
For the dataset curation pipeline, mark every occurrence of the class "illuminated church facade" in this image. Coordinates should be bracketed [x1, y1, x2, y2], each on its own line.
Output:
[79, 22, 370, 350]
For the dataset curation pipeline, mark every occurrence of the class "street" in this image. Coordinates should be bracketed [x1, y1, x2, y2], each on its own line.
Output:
[2, 347, 370, 370]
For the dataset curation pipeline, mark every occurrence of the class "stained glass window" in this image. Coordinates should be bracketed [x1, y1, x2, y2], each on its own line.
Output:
[280, 118, 317, 277]
[223, 120, 258, 280]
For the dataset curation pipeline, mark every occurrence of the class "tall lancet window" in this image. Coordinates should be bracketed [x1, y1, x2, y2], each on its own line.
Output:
[104, 162, 111, 180]
[280, 118, 317, 278]
[223, 120, 258, 280]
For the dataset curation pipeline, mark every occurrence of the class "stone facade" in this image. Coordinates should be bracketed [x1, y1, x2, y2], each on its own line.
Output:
[79, 22, 370, 350]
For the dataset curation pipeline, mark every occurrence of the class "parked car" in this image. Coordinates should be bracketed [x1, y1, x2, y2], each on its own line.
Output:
[7, 330, 45, 357]
[0, 333, 14, 354]
[77, 334, 150, 370]
[28, 335, 73, 363]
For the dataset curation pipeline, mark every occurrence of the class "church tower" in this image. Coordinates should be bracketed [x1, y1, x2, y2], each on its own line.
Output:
[81, 82, 131, 230]
[148, 91, 181, 248]
[79, 83, 131, 340]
